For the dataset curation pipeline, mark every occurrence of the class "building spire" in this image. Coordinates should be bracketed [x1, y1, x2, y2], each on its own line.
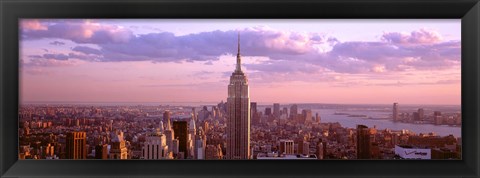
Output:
[235, 32, 242, 72]
[237, 32, 240, 55]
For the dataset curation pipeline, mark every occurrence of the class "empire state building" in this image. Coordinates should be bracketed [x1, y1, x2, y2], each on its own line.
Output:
[226, 34, 250, 159]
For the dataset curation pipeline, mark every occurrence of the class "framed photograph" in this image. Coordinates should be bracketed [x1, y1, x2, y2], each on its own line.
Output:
[1, 0, 479, 177]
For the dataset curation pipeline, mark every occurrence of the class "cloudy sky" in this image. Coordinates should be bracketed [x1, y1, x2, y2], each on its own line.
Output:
[20, 19, 461, 105]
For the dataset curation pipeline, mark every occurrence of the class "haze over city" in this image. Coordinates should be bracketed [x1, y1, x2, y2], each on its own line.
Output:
[20, 19, 460, 105]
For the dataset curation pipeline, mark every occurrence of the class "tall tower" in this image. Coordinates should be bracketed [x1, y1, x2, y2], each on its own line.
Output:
[226, 33, 251, 159]
[357, 125, 372, 159]
[290, 104, 298, 120]
[188, 113, 196, 159]
[163, 110, 174, 153]
[273, 103, 280, 118]
[393, 103, 399, 122]
[173, 120, 188, 159]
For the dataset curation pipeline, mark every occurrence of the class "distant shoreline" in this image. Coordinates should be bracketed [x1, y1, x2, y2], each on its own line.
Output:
[22, 101, 461, 107]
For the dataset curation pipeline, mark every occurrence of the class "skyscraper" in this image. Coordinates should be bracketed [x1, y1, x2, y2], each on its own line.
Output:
[66, 132, 86, 159]
[163, 110, 174, 154]
[188, 114, 196, 159]
[250, 102, 258, 124]
[273, 103, 280, 118]
[290, 104, 298, 120]
[357, 125, 372, 159]
[194, 128, 206, 159]
[226, 33, 250, 159]
[393, 103, 399, 122]
[173, 120, 188, 159]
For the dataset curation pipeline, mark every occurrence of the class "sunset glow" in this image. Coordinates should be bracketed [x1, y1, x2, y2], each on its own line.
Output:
[20, 19, 461, 105]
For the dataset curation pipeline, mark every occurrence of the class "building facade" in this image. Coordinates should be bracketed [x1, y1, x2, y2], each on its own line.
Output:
[143, 130, 168, 159]
[65, 131, 87, 159]
[279, 140, 295, 155]
[226, 34, 251, 159]
[357, 125, 372, 159]
[173, 120, 188, 158]
[163, 110, 174, 154]
[109, 130, 128, 159]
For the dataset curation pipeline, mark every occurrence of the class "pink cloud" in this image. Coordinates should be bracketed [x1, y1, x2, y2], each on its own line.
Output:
[21, 19, 134, 44]
[381, 28, 443, 45]
[20, 19, 47, 31]
[241, 26, 324, 55]
[20, 20, 459, 77]
[23, 58, 82, 67]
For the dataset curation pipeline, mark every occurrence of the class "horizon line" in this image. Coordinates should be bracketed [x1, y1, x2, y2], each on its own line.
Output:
[21, 101, 461, 106]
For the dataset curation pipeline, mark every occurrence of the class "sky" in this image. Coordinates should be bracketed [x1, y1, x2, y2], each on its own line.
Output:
[19, 19, 461, 105]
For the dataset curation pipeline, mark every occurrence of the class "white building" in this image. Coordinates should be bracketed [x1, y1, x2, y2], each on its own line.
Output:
[142, 128, 169, 159]
[395, 145, 431, 159]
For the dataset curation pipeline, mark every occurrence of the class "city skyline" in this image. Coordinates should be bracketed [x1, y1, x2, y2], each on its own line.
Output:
[20, 19, 461, 105]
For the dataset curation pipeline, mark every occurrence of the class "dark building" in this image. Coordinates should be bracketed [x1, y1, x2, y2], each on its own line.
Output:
[290, 104, 298, 120]
[173, 120, 188, 158]
[408, 135, 457, 148]
[95, 144, 108, 159]
[265, 108, 272, 116]
[322, 141, 327, 159]
[66, 132, 87, 159]
[251, 102, 258, 124]
[432, 148, 457, 159]
[413, 112, 420, 121]
[356, 125, 371, 159]
[251, 102, 257, 116]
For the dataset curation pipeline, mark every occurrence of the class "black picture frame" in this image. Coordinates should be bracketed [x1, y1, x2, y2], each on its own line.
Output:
[1, 0, 479, 177]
